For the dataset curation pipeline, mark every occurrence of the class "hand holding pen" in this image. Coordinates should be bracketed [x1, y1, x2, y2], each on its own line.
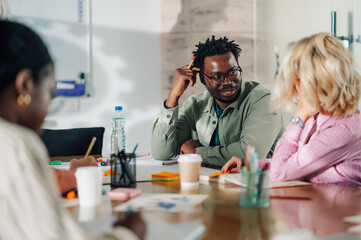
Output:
[69, 137, 98, 170]
[166, 56, 200, 108]
[221, 156, 243, 173]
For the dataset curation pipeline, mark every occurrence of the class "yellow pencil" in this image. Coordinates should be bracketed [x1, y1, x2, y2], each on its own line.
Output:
[84, 137, 97, 158]
[187, 56, 196, 69]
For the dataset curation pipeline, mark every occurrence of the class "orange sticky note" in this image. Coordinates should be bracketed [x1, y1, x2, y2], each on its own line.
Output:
[151, 172, 180, 182]
[152, 172, 180, 178]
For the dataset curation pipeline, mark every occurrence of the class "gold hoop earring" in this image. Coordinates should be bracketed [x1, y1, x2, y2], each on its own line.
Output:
[17, 94, 32, 106]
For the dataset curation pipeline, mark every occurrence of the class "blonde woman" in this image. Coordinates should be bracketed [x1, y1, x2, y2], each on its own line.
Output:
[222, 33, 361, 187]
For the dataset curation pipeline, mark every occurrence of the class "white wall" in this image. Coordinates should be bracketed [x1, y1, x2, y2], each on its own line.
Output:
[44, 0, 162, 156]
[255, 0, 356, 89]
[354, 0, 361, 68]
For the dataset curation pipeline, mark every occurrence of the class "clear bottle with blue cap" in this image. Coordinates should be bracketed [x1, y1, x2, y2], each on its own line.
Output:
[111, 106, 126, 154]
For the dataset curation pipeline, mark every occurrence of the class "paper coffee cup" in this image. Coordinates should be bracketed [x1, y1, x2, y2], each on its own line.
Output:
[178, 154, 202, 189]
[75, 167, 103, 207]
[78, 206, 96, 222]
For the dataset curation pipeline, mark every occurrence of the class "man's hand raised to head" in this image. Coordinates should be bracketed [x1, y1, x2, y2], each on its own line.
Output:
[165, 65, 200, 108]
[180, 139, 202, 154]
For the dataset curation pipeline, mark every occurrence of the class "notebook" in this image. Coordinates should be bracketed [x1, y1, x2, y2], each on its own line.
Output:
[200, 173, 310, 189]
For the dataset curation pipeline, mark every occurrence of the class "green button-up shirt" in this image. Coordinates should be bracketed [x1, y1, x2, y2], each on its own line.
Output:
[151, 81, 284, 168]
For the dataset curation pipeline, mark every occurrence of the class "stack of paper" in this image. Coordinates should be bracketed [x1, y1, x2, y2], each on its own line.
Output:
[200, 173, 311, 189]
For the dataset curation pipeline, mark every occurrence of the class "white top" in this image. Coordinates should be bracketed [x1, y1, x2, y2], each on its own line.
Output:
[0, 119, 137, 240]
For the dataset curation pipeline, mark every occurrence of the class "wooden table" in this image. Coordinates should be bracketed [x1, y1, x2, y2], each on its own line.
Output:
[69, 165, 361, 240]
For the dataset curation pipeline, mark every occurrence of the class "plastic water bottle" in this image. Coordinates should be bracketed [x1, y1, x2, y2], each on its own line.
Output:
[111, 106, 126, 154]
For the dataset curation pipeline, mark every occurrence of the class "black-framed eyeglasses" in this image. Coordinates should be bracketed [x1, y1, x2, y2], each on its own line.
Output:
[200, 67, 242, 85]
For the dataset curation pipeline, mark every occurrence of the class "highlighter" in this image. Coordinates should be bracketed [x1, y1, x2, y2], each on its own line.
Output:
[63, 188, 77, 200]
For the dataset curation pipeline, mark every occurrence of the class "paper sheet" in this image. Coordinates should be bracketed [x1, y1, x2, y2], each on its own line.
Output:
[135, 156, 177, 166]
[145, 220, 205, 240]
[113, 194, 208, 212]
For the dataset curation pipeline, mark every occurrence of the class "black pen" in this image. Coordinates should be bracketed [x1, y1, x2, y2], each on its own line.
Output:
[120, 150, 135, 183]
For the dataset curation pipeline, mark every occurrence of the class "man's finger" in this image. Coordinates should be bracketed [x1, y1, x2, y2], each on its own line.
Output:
[221, 163, 230, 173]
[191, 67, 200, 72]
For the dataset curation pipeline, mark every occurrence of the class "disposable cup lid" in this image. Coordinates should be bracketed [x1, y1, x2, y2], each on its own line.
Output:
[75, 166, 102, 175]
[177, 154, 202, 162]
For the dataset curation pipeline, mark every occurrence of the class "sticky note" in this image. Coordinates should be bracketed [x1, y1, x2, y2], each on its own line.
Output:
[151, 172, 180, 182]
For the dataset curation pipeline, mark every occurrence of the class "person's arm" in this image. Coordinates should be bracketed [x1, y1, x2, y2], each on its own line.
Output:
[53, 156, 97, 194]
[196, 94, 283, 168]
[269, 122, 352, 181]
[151, 102, 194, 160]
[151, 65, 200, 160]
[53, 168, 77, 194]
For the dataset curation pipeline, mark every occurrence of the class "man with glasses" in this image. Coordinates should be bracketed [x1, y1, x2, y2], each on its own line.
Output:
[151, 36, 284, 168]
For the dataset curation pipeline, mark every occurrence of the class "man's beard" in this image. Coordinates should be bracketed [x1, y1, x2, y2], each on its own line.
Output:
[211, 88, 241, 103]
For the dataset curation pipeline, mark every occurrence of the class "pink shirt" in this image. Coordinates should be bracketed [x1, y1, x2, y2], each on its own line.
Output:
[262, 111, 361, 187]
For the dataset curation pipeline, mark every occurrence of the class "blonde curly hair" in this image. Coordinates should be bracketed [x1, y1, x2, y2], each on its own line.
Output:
[273, 32, 361, 117]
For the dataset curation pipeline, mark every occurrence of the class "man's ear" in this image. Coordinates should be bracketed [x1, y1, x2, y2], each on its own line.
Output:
[14, 69, 35, 96]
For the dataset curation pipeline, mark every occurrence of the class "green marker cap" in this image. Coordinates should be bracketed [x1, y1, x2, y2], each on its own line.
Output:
[51, 161, 62, 165]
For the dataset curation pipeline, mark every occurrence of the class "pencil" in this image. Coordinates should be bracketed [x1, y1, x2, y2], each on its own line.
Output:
[84, 137, 97, 158]
[187, 56, 196, 69]
[269, 195, 311, 200]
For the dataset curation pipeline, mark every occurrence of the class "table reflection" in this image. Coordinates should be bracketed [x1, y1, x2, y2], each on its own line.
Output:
[270, 184, 361, 237]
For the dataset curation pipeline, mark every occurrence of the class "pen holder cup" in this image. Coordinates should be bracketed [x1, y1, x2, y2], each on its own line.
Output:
[110, 152, 136, 188]
[240, 170, 270, 208]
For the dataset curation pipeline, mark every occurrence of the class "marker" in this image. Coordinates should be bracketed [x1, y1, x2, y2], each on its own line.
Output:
[187, 56, 196, 69]
[131, 143, 139, 156]
[63, 188, 77, 200]
[245, 145, 251, 170]
[51, 161, 62, 165]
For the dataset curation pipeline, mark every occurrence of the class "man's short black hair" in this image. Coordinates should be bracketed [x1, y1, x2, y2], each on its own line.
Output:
[192, 36, 242, 83]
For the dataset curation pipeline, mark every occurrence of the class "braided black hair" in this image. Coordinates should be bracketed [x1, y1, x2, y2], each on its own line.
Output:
[192, 36, 242, 83]
[0, 21, 53, 93]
